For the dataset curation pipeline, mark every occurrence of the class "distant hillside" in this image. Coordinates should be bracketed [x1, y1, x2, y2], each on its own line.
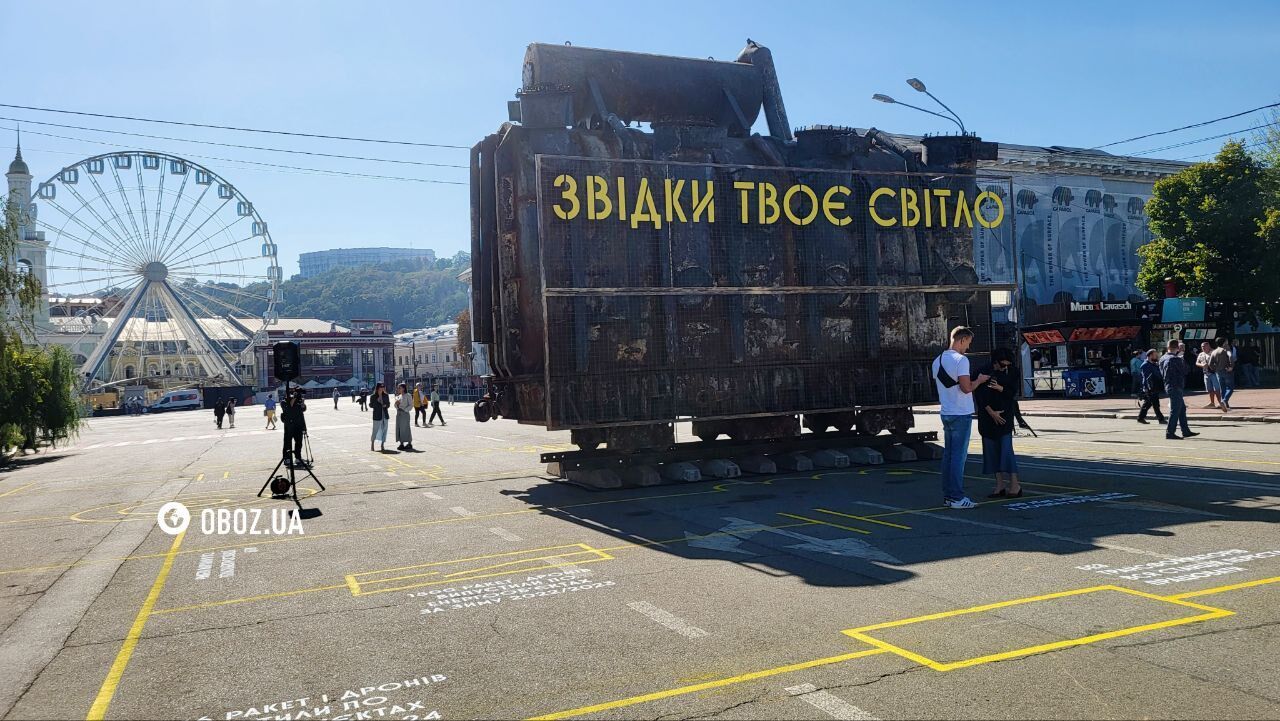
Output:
[233, 253, 470, 330]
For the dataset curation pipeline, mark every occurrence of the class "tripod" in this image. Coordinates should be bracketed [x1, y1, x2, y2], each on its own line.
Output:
[258, 382, 325, 509]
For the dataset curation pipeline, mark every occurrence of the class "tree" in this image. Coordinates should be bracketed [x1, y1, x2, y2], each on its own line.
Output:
[455, 308, 471, 372]
[1137, 141, 1280, 325]
[1, 199, 82, 457]
[1, 200, 42, 343]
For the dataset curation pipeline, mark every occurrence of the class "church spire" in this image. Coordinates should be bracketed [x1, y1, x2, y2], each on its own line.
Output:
[8, 126, 30, 176]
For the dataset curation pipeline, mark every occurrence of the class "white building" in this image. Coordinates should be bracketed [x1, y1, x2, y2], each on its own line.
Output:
[393, 323, 466, 382]
[297, 247, 436, 278]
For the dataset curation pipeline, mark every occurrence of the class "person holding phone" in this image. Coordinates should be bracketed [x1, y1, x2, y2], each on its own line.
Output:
[931, 326, 991, 509]
[975, 348, 1021, 498]
[370, 382, 391, 452]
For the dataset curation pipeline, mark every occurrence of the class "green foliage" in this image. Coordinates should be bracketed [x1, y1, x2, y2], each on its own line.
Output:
[237, 253, 470, 330]
[1137, 141, 1280, 324]
[1, 199, 43, 344]
[0, 342, 82, 457]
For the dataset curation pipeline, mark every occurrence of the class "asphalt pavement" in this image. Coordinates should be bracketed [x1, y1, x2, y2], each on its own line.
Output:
[0, 399, 1277, 720]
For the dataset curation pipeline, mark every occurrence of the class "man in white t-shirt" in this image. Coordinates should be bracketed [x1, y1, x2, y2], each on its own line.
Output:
[932, 326, 991, 509]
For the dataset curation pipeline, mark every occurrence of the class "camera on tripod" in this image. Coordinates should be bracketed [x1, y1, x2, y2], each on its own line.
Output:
[261, 342, 326, 507]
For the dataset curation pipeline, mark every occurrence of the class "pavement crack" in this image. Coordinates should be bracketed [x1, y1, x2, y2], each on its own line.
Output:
[656, 689, 771, 721]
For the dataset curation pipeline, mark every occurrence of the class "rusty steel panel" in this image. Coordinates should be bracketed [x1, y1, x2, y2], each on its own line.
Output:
[535, 155, 1011, 430]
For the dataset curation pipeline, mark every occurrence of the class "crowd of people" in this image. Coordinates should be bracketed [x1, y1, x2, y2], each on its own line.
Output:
[359, 381, 446, 453]
[937, 327, 1256, 508]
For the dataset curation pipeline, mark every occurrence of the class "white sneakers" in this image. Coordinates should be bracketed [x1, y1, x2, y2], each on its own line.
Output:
[945, 497, 977, 509]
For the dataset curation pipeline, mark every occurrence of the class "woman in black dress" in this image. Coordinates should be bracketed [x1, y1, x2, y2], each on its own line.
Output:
[975, 348, 1022, 498]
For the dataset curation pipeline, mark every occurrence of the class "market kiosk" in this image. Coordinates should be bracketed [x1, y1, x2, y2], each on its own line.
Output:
[1020, 301, 1154, 396]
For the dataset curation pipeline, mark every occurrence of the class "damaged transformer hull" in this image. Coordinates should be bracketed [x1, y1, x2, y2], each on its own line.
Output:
[471, 41, 1005, 453]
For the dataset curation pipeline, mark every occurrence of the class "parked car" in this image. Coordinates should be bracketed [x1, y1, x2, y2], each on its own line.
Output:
[146, 390, 203, 413]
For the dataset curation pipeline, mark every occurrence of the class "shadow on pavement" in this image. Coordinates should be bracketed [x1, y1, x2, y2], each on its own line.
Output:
[505, 449, 1280, 591]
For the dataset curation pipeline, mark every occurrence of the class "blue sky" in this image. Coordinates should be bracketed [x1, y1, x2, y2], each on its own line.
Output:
[4, 0, 1278, 277]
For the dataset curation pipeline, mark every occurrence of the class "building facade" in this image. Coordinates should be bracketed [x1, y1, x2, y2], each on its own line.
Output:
[393, 323, 465, 382]
[255, 319, 395, 391]
[297, 247, 437, 278]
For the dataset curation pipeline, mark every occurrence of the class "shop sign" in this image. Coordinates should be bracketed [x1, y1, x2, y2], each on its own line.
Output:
[1069, 300, 1133, 313]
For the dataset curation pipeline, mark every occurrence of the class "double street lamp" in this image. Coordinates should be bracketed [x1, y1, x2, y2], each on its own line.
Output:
[872, 77, 967, 135]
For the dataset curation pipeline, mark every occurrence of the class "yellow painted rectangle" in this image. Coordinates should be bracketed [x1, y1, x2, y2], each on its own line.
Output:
[842, 585, 1233, 671]
[346, 543, 614, 596]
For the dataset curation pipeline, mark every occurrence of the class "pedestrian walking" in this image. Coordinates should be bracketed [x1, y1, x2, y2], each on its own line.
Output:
[281, 388, 307, 466]
[1160, 339, 1198, 440]
[214, 398, 226, 429]
[1211, 337, 1235, 412]
[413, 383, 426, 427]
[932, 326, 990, 509]
[226, 397, 236, 428]
[333, 387, 341, 410]
[447, 389, 454, 405]
[428, 385, 446, 427]
[264, 393, 278, 430]
[395, 382, 415, 451]
[1136, 349, 1166, 425]
[369, 382, 390, 452]
[359, 388, 369, 412]
[1129, 349, 1144, 396]
[1196, 341, 1220, 408]
[975, 348, 1021, 498]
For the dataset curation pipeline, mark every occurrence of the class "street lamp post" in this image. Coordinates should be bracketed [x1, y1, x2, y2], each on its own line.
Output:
[905, 78, 966, 135]
[871, 77, 968, 135]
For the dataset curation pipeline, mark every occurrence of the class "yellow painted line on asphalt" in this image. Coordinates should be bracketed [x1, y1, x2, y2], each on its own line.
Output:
[532, 573, 1277, 718]
[777, 512, 872, 534]
[86, 530, 185, 720]
[152, 583, 350, 616]
[0, 483, 35, 498]
[813, 507, 911, 530]
[527, 648, 889, 720]
[1164, 575, 1280, 600]
[842, 585, 1232, 672]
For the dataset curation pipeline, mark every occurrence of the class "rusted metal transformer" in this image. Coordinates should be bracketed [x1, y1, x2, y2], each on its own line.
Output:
[471, 41, 1008, 455]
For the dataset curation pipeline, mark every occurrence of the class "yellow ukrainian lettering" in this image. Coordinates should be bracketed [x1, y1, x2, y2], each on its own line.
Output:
[552, 174, 580, 221]
[692, 180, 715, 223]
[868, 187, 897, 227]
[586, 175, 612, 220]
[759, 183, 781, 224]
[975, 190, 1005, 229]
[900, 188, 921, 227]
[952, 190, 973, 227]
[734, 181, 755, 224]
[933, 189, 952, 228]
[631, 177, 662, 230]
[783, 184, 819, 225]
[923, 189, 932, 227]
[822, 185, 852, 226]
[664, 179, 688, 223]
[617, 176, 628, 220]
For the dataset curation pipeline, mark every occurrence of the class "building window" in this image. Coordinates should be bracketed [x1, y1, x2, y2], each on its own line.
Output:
[125, 365, 135, 379]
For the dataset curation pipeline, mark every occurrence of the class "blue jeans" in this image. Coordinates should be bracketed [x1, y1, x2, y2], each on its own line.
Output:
[1217, 371, 1234, 405]
[940, 414, 972, 501]
[1166, 389, 1191, 436]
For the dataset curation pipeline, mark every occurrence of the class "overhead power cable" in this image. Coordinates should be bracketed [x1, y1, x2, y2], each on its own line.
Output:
[1092, 101, 1280, 150]
[0, 115, 467, 169]
[1129, 122, 1279, 156]
[0, 102, 470, 150]
[7, 125, 465, 185]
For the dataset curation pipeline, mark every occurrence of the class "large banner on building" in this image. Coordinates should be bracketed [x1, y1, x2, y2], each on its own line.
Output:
[1013, 175, 1153, 306]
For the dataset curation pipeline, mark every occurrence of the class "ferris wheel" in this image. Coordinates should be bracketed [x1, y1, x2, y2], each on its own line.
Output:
[30, 150, 281, 391]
